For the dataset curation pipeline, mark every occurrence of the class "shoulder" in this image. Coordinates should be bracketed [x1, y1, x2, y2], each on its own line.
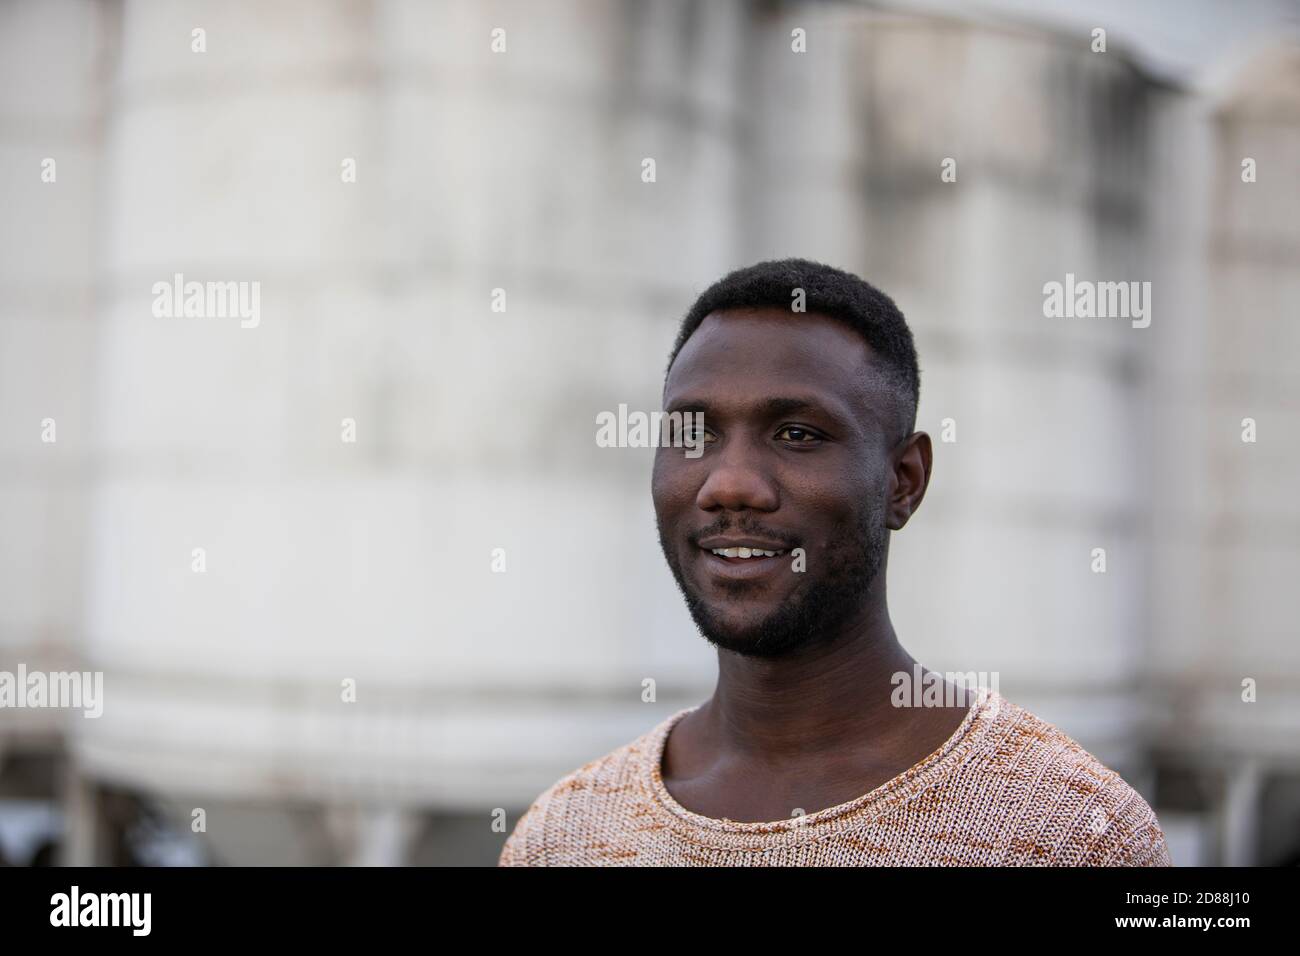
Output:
[497, 712, 679, 867]
[961, 693, 1172, 866]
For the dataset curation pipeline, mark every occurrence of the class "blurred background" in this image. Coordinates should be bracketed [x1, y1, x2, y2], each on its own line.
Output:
[1, 0, 1298, 866]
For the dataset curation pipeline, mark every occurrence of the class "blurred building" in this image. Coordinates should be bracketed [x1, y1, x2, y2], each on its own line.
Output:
[0, 0, 1297, 866]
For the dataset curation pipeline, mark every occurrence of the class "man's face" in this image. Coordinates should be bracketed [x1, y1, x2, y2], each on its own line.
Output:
[653, 307, 904, 659]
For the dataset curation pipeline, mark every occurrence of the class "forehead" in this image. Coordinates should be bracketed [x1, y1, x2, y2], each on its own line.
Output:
[665, 307, 879, 406]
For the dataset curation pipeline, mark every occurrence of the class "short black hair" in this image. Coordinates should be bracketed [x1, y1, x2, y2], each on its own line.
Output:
[667, 258, 921, 439]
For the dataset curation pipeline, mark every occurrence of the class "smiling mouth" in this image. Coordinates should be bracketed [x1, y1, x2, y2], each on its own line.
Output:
[696, 547, 788, 583]
[707, 546, 785, 559]
[694, 537, 794, 579]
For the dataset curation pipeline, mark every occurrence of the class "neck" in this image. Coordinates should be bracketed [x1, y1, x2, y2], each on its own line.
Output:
[702, 592, 923, 761]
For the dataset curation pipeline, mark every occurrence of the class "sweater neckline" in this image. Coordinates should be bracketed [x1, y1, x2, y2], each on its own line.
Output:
[640, 686, 999, 840]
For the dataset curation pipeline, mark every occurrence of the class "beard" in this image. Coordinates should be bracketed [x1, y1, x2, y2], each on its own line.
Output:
[657, 498, 888, 660]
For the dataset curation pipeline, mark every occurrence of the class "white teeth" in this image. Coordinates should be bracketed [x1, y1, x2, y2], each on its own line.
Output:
[709, 547, 785, 558]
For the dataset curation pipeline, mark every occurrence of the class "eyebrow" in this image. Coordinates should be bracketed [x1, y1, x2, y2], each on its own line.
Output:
[756, 397, 828, 418]
[665, 396, 845, 421]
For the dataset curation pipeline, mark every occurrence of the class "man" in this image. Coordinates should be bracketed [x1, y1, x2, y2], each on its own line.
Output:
[500, 258, 1171, 866]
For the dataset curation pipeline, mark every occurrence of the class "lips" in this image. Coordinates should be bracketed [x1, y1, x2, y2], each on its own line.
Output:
[694, 536, 795, 582]
[697, 537, 789, 555]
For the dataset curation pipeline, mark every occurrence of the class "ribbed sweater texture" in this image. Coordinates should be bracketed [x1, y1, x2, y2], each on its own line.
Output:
[499, 688, 1172, 866]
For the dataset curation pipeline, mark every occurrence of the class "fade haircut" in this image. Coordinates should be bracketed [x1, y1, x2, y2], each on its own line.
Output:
[667, 258, 921, 441]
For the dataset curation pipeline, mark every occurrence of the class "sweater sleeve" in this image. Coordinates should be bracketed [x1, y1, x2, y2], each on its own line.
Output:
[497, 801, 543, 867]
[1127, 836, 1174, 867]
[1083, 797, 1174, 867]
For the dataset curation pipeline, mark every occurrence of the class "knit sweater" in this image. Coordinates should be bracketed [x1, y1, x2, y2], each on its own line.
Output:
[499, 688, 1172, 866]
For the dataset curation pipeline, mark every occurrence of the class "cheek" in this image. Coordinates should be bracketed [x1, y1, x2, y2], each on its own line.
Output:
[651, 455, 695, 519]
[785, 470, 874, 543]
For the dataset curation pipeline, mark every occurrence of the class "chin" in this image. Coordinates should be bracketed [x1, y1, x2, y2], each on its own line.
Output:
[690, 600, 769, 635]
[703, 629, 812, 660]
[691, 607, 813, 659]
[699, 623, 766, 654]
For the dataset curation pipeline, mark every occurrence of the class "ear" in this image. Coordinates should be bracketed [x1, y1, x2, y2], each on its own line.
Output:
[887, 431, 932, 530]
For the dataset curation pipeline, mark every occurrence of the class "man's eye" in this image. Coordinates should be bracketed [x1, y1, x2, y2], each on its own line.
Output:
[776, 425, 820, 443]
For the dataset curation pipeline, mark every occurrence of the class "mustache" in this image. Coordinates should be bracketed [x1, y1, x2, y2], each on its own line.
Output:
[685, 518, 800, 550]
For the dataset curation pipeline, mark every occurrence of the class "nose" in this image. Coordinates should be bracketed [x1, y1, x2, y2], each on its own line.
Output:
[695, 437, 779, 513]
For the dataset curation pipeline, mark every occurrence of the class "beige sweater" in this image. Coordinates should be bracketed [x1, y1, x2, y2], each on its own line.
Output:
[499, 688, 1172, 866]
